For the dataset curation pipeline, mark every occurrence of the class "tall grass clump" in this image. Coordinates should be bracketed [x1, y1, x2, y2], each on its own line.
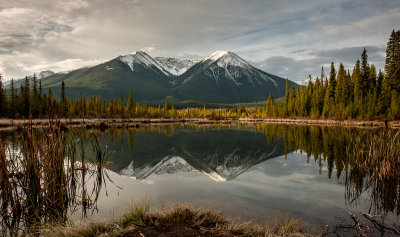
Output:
[346, 129, 400, 214]
[41, 201, 308, 237]
[0, 117, 113, 235]
[347, 129, 400, 178]
[0, 117, 70, 234]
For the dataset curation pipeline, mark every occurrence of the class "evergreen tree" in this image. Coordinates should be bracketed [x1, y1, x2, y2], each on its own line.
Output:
[10, 79, 16, 118]
[127, 90, 135, 116]
[60, 81, 67, 116]
[385, 30, 400, 93]
[326, 62, 336, 98]
[360, 48, 370, 97]
[335, 63, 345, 105]
[285, 78, 289, 115]
[352, 60, 362, 109]
[32, 73, 39, 117]
[21, 76, 31, 117]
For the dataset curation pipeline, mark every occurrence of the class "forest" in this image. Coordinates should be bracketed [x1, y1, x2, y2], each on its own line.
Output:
[0, 30, 399, 120]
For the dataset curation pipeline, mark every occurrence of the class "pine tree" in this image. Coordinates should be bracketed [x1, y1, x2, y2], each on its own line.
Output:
[10, 79, 16, 118]
[21, 76, 31, 117]
[360, 48, 370, 97]
[326, 62, 336, 98]
[60, 81, 67, 116]
[285, 78, 289, 115]
[32, 73, 39, 117]
[127, 90, 135, 116]
[385, 30, 400, 93]
[352, 60, 362, 110]
[335, 63, 345, 105]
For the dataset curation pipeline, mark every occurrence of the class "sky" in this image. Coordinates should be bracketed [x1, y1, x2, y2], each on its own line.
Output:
[0, 0, 399, 83]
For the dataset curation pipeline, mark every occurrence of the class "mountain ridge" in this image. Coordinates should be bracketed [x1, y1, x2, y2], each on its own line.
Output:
[9, 50, 298, 105]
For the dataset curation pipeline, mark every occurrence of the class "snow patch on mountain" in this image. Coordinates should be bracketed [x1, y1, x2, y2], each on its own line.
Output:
[202, 50, 228, 62]
[119, 51, 172, 76]
[105, 66, 114, 70]
[38, 70, 55, 79]
[155, 57, 195, 76]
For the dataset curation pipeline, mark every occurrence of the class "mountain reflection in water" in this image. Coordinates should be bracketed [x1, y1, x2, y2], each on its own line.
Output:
[1, 124, 398, 232]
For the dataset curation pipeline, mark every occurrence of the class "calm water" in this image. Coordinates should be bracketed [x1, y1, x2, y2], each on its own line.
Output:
[1, 124, 398, 232]
[62, 124, 398, 228]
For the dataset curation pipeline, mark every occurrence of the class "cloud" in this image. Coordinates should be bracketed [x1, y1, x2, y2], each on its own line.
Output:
[254, 46, 386, 83]
[0, 0, 398, 80]
[23, 58, 107, 73]
[253, 56, 319, 83]
[57, 0, 90, 11]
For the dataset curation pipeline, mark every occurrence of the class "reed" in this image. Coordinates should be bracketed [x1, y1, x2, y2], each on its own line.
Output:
[0, 116, 111, 235]
[345, 128, 400, 214]
[347, 129, 400, 179]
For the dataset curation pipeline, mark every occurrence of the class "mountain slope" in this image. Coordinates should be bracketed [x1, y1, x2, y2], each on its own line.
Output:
[154, 57, 195, 77]
[41, 52, 172, 101]
[31, 50, 297, 104]
[173, 51, 290, 103]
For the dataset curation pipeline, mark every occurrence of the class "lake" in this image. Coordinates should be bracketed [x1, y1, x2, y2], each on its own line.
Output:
[59, 124, 397, 228]
[1, 124, 399, 233]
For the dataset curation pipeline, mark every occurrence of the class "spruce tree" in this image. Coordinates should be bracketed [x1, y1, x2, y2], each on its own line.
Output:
[22, 76, 31, 117]
[335, 63, 345, 105]
[326, 62, 336, 98]
[127, 90, 135, 116]
[10, 79, 16, 118]
[360, 48, 370, 97]
[352, 60, 362, 109]
[385, 30, 400, 93]
[60, 81, 67, 116]
[285, 78, 289, 115]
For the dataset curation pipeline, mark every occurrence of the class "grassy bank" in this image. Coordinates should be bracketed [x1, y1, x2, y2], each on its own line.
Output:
[38, 201, 308, 237]
[0, 117, 400, 130]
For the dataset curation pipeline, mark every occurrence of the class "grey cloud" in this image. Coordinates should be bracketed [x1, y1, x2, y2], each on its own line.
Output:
[0, 0, 399, 80]
[253, 56, 320, 83]
[300, 46, 386, 63]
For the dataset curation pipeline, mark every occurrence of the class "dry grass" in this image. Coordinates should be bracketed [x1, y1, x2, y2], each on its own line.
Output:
[39, 201, 309, 237]
[347, 129, 400, 179]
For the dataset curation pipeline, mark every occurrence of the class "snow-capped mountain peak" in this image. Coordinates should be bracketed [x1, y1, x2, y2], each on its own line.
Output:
[203, 50, 229, 62]
[202, 50, 252, 69]
[119, 51, 172, 76]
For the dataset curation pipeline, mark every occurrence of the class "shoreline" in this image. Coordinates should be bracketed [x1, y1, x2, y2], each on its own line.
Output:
[0, 117, 399, 130]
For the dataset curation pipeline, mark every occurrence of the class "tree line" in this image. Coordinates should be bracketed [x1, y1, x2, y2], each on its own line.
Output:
[0, 30, 399, 120]
[263, 30, 400, 120]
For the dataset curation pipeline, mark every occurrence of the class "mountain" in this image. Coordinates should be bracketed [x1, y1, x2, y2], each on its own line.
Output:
[18, 50, 298, 105]
[173, 50, 290, 103]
